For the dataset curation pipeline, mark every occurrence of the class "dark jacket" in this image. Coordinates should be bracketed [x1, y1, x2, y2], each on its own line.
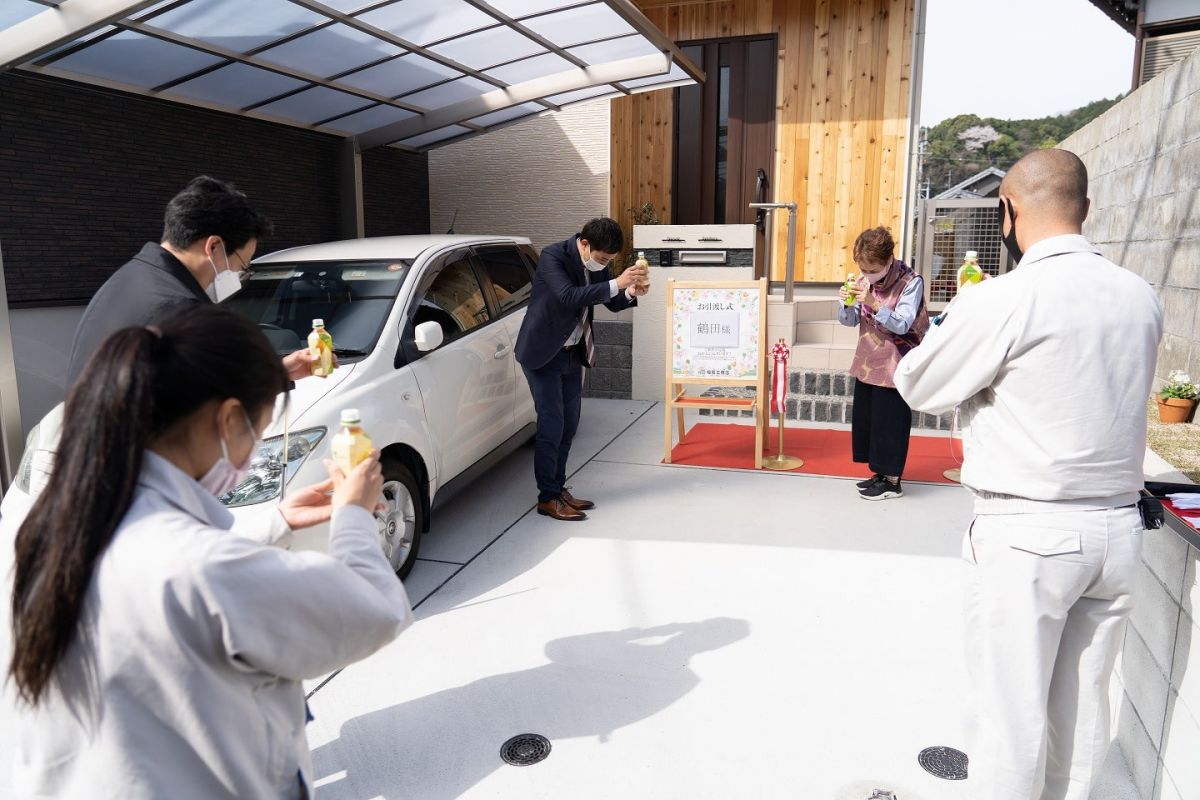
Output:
[515, 236, 637, 371]
[67, 243, 210, 383]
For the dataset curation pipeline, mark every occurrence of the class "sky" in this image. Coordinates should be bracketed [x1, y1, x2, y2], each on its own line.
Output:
[920, 0, 1137, 126]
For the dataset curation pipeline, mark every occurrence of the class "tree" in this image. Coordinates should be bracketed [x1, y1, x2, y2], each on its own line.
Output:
[958, 125, 1000, 152]
[920, 96, 1124, 195]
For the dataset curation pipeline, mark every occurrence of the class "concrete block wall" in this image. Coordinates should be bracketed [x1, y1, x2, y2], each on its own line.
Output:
[698, 370, 955, 431]
[1114, 525, 1200, 800]
[1060, 47, 1200, 799]
[1061, 47, 1200, 390]
[585, 320, 633, 399]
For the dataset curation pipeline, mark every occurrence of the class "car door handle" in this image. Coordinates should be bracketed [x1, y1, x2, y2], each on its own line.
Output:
[494, 345, 510, 359]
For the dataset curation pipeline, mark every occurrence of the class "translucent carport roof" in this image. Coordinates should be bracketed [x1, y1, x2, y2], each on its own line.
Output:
[0, 0, 702, 151]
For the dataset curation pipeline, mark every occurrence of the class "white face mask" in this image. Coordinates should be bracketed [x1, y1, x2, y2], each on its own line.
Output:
[198, 408, 259, 497]
[864, 263, 891, 284]
[206, 242, 244, 302]
[580, 243, 611, 273]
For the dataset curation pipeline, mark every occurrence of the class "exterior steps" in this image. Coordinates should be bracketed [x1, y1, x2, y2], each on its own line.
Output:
[698, 368, 956, 433]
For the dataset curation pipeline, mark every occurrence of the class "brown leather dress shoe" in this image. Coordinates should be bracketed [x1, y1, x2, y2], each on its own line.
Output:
[537, 497, 587, 521]
[560, 489, 595, 511]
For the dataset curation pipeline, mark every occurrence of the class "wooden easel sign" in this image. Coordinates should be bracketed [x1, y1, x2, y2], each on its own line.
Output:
[663, 279, 768, 469]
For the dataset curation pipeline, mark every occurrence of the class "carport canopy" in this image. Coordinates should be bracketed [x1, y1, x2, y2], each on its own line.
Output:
[0, 0, 702, 152]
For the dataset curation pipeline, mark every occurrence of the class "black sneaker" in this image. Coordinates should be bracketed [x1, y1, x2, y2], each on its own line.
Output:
[860, 477, 903, 500]
[856, 473, 883, 490]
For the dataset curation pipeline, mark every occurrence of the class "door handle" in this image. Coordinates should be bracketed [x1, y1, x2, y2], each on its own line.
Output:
[494, 345, 510, 359]
[754, 168, 769, 232]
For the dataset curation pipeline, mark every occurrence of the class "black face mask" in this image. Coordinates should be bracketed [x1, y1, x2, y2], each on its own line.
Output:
[998, 199, 1023, 264]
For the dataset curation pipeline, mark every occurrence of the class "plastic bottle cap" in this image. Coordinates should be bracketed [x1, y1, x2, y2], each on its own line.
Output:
[340, 408, 361, 424]
[313, 318, 325, 327]
[638, 251, 645, 257]
[965, 251, 977, 259]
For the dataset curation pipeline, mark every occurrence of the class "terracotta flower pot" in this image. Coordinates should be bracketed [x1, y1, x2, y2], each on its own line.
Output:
[1157, 395, 1198, 424]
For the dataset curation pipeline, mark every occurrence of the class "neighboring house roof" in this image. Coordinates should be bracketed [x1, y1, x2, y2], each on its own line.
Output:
[1087, 1, 1138, 34]
[933, 166, 1007, 199]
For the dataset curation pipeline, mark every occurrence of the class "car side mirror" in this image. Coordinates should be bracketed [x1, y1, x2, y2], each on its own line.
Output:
[414, 320, 444, 352]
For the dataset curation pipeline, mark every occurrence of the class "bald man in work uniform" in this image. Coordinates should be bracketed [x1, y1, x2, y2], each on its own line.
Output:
[894, 149, 1163, 799]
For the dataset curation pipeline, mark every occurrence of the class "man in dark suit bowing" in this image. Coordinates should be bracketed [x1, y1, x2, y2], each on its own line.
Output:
[515, 217, 649, 521]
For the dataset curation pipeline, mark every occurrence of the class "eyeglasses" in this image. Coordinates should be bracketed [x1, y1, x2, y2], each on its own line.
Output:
[230, 249, 254, 282]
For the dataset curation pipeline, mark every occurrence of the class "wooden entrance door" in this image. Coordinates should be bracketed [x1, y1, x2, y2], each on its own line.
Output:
[673, 35, 777, 277]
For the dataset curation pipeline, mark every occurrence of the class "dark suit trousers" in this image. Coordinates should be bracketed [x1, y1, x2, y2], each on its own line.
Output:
[522, 347, 584, 502]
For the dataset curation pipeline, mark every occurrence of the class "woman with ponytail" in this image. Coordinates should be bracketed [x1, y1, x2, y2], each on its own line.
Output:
[2, 306, 411, 799]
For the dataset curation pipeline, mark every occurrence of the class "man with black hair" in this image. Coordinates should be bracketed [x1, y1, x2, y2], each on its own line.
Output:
[11, 176, 339, 546]
[66, 176, 314, 384]
[515, 217, 649, 521]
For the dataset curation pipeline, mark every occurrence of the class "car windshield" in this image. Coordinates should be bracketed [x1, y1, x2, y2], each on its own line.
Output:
[223, 260, 412, 358]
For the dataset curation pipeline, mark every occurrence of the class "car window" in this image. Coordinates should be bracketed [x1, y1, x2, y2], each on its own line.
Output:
[475, 245, 533, 314]
[413, 255, 491, 347]
[519, 244, 540, 271]
[223, 260, 411, 359]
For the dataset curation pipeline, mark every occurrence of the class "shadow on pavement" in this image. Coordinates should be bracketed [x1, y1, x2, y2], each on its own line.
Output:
[310, 617, 750, 800]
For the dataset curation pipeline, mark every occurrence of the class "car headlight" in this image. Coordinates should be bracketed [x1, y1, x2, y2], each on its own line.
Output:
[220, 427, 327, 507]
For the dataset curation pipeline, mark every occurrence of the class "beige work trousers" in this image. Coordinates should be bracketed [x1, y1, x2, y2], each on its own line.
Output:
[962, 506, 1143, 800]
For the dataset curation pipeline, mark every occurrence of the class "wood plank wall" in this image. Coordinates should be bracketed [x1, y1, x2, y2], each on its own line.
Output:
[611, 0, 914, 282]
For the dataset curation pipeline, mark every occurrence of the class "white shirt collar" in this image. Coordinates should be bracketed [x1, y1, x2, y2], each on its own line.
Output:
[1018, 234, 1100, 267]
[138, 450, 235, 530]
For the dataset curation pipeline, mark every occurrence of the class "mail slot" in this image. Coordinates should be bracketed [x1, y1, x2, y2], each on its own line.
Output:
[678, 250, 728, 265]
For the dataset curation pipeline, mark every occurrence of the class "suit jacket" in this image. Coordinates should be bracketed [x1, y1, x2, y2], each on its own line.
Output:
[515, 235, 637, 370]
[67, 243, 210, 384]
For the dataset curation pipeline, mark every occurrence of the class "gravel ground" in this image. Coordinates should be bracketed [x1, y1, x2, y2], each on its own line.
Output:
[1146, 398, 1200, 482]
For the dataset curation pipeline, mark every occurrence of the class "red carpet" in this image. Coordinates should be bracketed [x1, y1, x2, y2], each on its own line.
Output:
[666, 423, 960, 484]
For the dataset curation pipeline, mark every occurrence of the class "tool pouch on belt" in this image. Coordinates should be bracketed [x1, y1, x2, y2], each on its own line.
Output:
[1137, 496, 1165, 530]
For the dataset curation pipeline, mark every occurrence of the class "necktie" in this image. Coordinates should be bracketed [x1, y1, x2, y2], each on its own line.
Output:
[582, 311, 595, 368]
[582, 265, 595, 367]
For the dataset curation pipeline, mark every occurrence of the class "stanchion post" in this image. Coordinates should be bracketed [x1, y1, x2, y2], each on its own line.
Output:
[944, 408, 962, 482]
[763, 338, 804, 471]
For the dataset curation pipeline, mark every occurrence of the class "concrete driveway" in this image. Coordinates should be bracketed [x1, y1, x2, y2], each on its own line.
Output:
[304, 399, 1139, 799]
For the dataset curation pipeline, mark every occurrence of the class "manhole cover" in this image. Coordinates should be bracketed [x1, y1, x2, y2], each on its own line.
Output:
[917, 746, 968, 780]
[500, 734, 551, 766]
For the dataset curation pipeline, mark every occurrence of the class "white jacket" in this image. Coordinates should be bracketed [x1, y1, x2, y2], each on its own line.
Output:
[894, 234, 1163, 513]
[0, 451, 412, 799]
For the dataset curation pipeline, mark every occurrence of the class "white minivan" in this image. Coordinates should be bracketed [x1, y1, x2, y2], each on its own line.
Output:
[222, 235, 541, 577]
[6, 235, 540, 579]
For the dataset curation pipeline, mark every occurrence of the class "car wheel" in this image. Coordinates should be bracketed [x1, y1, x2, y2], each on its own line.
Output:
[377, 463, 422, 579]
